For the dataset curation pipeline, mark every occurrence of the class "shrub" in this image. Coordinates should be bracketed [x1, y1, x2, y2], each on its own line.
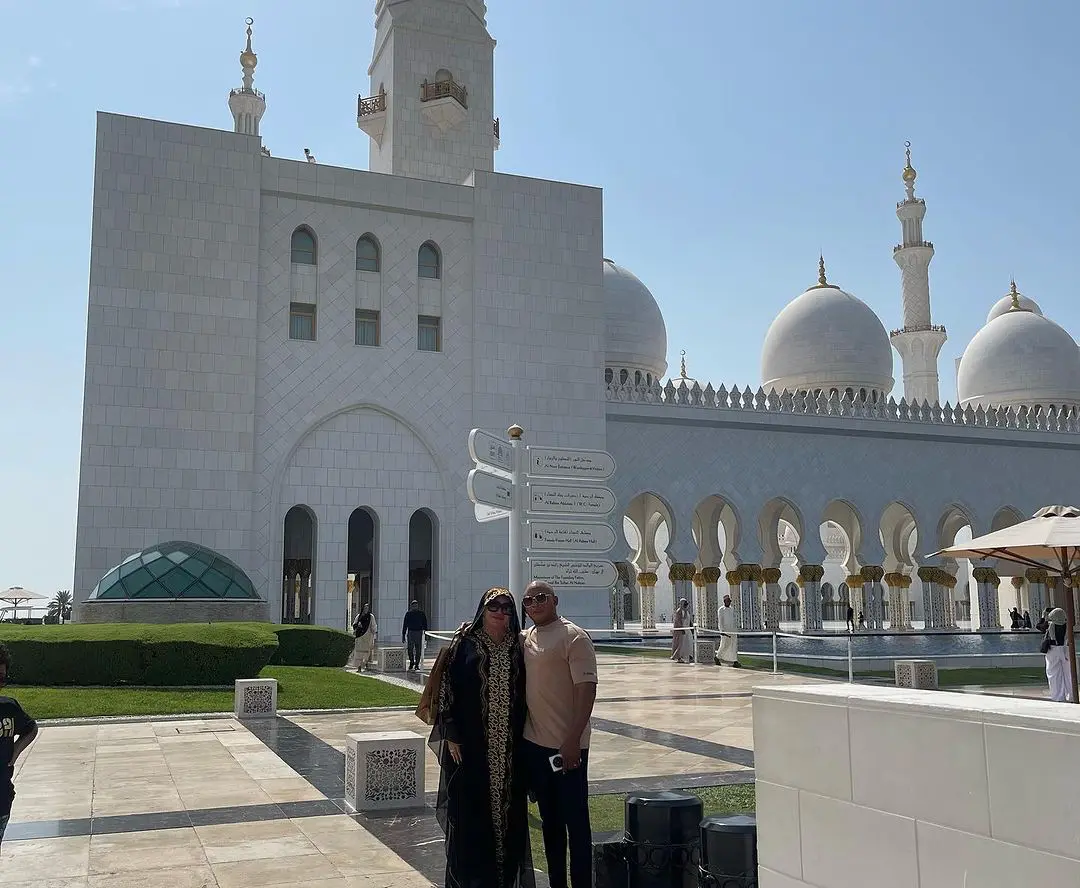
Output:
[0, 623, 278, 686]
[268, 625, 354, 667]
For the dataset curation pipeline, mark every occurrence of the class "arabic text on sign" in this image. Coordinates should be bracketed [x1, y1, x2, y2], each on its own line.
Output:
[528, 485, 615, 515]
[529, 559, 617, 588]
[528, 523, 617, 552]
[527, 447, 616, 480]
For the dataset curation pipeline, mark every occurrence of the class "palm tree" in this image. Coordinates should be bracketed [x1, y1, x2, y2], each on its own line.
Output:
[48, 590, 73, 624]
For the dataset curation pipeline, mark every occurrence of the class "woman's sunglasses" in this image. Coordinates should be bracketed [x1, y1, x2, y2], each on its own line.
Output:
[485, 600, 514, 614]
[521, 592, 550, 607]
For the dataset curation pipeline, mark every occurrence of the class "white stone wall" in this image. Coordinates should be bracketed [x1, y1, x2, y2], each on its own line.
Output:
[754, 684, 1080, 886]
[74, 113, 263, 619]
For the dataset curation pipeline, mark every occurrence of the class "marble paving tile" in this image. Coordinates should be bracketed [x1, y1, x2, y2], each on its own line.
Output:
[195, 818, 319, 864]
[86, 865, 218, 887]
[211, 851, 344, 888]
[88, 826, 208, 873]
[0, 835, 92, 880]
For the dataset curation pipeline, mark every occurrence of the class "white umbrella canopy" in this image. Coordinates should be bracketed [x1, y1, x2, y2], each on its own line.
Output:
[935, 505, 1080, 703]
[0, 586, 50, 604]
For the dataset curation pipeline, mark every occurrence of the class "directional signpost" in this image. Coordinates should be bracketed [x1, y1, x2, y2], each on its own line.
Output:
[467, 425, 618, 600]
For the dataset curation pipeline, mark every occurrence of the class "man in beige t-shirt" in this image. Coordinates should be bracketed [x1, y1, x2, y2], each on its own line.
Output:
[521, 580, 597, 888]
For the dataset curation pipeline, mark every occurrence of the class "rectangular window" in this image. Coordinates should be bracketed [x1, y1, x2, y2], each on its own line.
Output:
[289, 302, 316, 341]
[417, 315, 441, 352]
[355, 309, 380, 347]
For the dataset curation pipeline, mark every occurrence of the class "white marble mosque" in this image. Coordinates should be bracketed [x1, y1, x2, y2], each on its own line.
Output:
[74, 0, 1080, 636]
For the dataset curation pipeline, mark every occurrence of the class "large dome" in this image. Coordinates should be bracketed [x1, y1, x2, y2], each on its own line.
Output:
[604, 259, 668, 380]
[761, 261, 893, 398]
[88, 541, 261, 601]
[958, 298, 1080, 409]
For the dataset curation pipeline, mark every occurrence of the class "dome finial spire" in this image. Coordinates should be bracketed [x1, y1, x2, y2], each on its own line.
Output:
[810, 254, 831, 289]
[902, 140, 918, 200]
[680, 349, 687, 378]
[1009, 279, 1021, 310]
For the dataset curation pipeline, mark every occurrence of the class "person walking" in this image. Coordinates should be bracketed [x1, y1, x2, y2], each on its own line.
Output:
[846, 604, 855, 633]
[351, 603, 377, 671]
[0, 644, 38, 852]
[1043, 607, 1072, 702]
[671, 598, 693, 663]
[715, 594, 741, 667]
[521, 580, 597, 888]
[401, 600, 429, 671]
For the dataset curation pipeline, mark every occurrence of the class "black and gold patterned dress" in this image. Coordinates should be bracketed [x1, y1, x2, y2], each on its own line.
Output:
[430, 592, 534, 888]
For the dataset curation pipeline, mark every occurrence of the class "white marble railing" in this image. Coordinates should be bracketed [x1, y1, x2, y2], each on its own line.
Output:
[606, 380, 1080, 433]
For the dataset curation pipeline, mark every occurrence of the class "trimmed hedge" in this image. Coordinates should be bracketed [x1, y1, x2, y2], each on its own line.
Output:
[0, 623, 278, 687]
[267, 625, 355, 667]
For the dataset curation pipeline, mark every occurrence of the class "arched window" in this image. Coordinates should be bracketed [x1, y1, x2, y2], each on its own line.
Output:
[605, 368, 613, 384]
[418, 242, 441, 279]
[619, 369, 629, 384]
[291, 227, 316, 265]
[871, 390, 879, 403]
[635, 371, 643, 386]
[435, 68, 453, 83]
[845, 387, 854, 401]
[829, 388, 839, 398]
[356, 234, 380, 272]
[859, 388, 867, 402]
[282, 505, 317, 624]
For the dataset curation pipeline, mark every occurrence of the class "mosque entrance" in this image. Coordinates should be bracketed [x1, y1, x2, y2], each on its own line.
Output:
[282, 505, 316, 624]
[408, 509, 437, 625]
[347, 507, 377, 628]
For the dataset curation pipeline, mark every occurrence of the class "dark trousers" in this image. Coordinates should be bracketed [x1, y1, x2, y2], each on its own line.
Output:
[525, 739, 592, 888]
[406, 630, 423, 667]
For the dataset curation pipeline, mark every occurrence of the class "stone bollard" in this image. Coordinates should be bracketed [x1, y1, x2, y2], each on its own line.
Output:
[894, 658, 938, 689]
[344, 730, 426, 812]
[375, 646, 407, 673]
[233, 678, 278, 719]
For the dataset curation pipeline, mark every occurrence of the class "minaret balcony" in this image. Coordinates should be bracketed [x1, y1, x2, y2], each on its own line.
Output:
[893, 240, 934, 253]
[230, 86, 265, 100]
[890, 323, 947, 337]
[357, 90, 387, 145]
[420, 78, 468, 134]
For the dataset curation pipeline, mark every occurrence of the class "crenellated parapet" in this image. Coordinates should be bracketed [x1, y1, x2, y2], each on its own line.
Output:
[605, 377, 1080, 434]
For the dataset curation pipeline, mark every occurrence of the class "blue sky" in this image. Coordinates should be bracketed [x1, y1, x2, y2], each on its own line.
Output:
[2, 0, 1078, 597]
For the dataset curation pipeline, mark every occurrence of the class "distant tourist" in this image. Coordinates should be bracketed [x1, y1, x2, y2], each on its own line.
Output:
[522, 580, 598, 888]
[1042, 607, 1071, 702]
[351, 603, 377, 671]
[428, 587, 533, 887]
[671, 598, 693, 663]
[1022, 610, 1032, 630]
[1036, 608, 1051, 634]
[0, 643, 38, 852]
[846, 604, 855, 633]
[401, 600, 429, 671]
[1009, 608, 1022, 630]
[858, 611, 866, 630]
[715, 594, 741, 668]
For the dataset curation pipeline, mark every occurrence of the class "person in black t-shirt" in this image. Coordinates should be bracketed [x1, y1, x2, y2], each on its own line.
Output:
[401, 600, 429, 671]
[0, 643, 38, 850]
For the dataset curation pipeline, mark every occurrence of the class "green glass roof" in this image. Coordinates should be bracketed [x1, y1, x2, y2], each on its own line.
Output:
[88, 541, 261, 601]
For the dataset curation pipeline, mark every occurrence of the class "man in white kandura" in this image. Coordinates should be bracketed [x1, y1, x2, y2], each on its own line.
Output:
[715, 594, 741, 668]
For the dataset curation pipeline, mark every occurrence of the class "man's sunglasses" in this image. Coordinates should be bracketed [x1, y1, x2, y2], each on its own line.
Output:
[485, 600, 514, 614]
[522, 592, 551, 607]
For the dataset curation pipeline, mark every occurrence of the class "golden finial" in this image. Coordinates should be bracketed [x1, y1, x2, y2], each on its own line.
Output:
[1009, 279, 1021, 310]
[240, 17, 258, 69]
[680, 350, 687, 378]
[810, 254, 831, 289]
[902, 140, 917, 184]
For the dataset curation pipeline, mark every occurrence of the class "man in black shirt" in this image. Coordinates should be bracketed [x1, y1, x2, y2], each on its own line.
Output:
[0, 643, 38, 850]
[401, 600, 429, 671]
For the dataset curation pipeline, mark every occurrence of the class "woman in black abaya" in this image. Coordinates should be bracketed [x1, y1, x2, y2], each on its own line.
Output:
[430, 587, 534, 888]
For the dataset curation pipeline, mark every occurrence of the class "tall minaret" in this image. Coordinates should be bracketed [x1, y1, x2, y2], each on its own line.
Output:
[228, 17, 266, 136]
[359, 0, 496, 185]
[890, 142, 947, 403]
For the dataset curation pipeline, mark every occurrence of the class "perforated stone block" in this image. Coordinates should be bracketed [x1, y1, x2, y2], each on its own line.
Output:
[696, 638, 717, 666]
[344, 730, 426, 812]
[376, 646, 407, 673]
[234, 678, 278, 719]
[895, 659, 938, 690]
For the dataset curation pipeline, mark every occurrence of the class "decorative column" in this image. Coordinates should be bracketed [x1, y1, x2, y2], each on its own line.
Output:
[940, 570, 958, 628]
[762, 567, 782, 631]
[638, 571, 657, 631]
[725, 569, 743, 627]
[972, 567, 1002, 630]
[1025, 568, 1050, 620]
[861, 566, 885, 629]
[669, 563, 696, 625]
[735, 564, 763, 630]
[1011, 575, 1025, 612]
[799, 565, 825, 631]
[887, 572, 914, 630]
[916, 567, 942, 629]
[845, 573, 865, 622]
[702, 567, 721, 630]
[692, 572, 708, 631]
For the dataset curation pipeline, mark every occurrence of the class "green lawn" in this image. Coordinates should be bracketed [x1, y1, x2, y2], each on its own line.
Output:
[6, 666, 419, 720]
[529, 783, 755, 873]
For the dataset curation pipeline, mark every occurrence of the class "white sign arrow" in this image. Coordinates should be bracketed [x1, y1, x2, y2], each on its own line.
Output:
[468, 428, 513, 474]
[475, 503, 510, 523]
[529, 558, 619, 588]
[467, 468, 513, 511]
[527, 446, 616, 480]
[527, 521, 617, 553]
[528, 483, 616, 516]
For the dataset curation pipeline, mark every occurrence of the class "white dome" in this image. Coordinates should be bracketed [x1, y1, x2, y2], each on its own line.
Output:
[957, 305, 1080, 409]
[604, 259, 668, 379]
[761, 268, 894, 397]
[986, 288, 1042, 324]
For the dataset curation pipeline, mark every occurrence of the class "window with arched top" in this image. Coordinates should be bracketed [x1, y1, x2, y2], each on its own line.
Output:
[829, 388, 839, 398]
[845, 387, 854, 401]
[418, 242, 441, 279]
[619, 369, 629, 384]
[872, 390, 879, 403]
[435, 68, 452, 83]
[859, 388, 867, 401]
[635, 371, 643, 385]
[356, 234, 380, 272]
[605, 368, 614, 384]
[291, 227, 316, 265]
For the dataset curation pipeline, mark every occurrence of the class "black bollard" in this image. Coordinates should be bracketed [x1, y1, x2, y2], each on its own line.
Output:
[625, 791, 703, 888]
[698, 814, 757, 887]
[593, 830, 630, 888]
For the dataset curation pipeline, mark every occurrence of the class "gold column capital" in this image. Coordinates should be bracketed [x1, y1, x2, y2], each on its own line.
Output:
[798, 564, 825, 585]
[701, 566, 722, 584]
[637, 571, 658, 587]
[762, 567, 782, 585]
[668, 563, 696, 582]
[1025, 567, 1050, 584]
[725, 569, 741, 587]
[972, 567, 1000, 584]
[860, 565, 884, 583]
[737, 563, 763, 582]
[692, 572, 706, 588]
[1010, 575, 1025, 589]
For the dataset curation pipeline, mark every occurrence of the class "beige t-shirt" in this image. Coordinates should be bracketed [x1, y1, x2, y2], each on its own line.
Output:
[522, 617, 598, 749]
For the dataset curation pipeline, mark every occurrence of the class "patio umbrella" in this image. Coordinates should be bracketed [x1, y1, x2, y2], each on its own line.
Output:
[0, 586, 50, 621]
[934, 504, 1080, 703]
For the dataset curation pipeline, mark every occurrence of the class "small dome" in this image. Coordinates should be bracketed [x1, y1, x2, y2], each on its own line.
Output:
[88, 541, 261, 601]
[604, 259, 668, 379]
[958, 305, 1080, 409]
[761, 261, 893, 397]
[986, 283, 1042, 324]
